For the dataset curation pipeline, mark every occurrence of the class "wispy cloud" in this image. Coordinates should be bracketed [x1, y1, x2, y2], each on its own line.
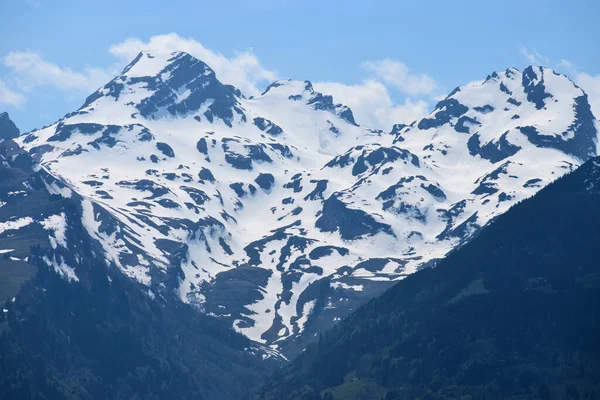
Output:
[520, 47, 550, 66]
[313, 59, 440, 129]
[0, 79, 25, 106]
[557, 59, 574, 70]
[361, 59, 438, 96]
[575, 72, 600, 117]
[3, 51, 114, 93]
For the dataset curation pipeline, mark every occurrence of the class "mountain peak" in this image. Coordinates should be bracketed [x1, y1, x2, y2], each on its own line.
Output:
[0, 111, 20, 140]
[80, 50, 244, 124]
[121, 50, 211, 79]
[403, 64, 598, 161]
[259, 79, 358, 126]
[260, 79, 314, 97]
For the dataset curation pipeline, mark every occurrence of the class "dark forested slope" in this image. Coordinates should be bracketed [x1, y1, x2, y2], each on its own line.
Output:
[254, 157, 600, 400]
[0, 139, 281, 400]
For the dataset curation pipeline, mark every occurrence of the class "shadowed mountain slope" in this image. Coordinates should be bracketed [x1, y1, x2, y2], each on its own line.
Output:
[253, 156, 600, 400]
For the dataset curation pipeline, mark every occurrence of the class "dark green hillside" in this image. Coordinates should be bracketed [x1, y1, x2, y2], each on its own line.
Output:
[254, 157, 600, 400]
[0, 140, 281, 400]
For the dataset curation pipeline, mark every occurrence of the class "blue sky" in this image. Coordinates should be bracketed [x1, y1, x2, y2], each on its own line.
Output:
[1, 0, 599, 132]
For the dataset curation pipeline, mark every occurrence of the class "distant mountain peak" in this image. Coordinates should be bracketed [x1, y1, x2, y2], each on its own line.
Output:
[0, 112, 20, 140]
[80, 50, 245, 125]
[258, 79, 358, 126]
[402, 64, 598, 161]
[260, 79, 314, 96]
[121, 50, 202, 78]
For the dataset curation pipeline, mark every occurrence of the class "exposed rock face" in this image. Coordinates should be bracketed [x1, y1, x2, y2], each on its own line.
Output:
[0, 112, 20, 140]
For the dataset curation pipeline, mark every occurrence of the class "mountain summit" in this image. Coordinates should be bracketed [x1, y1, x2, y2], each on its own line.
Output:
[0, 112, 20, 140]
[9, 50, 600, 355]
[397, 65, 598, 161]
[81, 51, 245, 124]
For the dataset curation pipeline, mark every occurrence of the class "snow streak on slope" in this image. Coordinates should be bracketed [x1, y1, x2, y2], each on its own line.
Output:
[15, 52, 599, 352]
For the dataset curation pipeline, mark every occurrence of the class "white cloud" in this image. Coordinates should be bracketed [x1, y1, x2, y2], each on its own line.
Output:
[361, 59, 437, 96]
[0, 79, 25, 106]
[3, 51, 113, 93]
[314, 80, 430, 130]
[316, 59, 439, 129]
[557, 59, 574, 70]
[551, 58, 600, 119]
[575, 72, 600, 118]
[385, 97, 431, 126]
[108, 33, 277, 97]
[520, 47, 550, 66]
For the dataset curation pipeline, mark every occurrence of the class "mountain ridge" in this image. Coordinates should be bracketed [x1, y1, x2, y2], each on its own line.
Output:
[4, 50, 599, 355]
[253, 155, 600, 399]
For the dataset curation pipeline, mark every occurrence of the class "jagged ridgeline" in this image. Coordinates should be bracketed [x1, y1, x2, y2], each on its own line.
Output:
[1, 48, 599, 367]
[253, 156, 600, 400]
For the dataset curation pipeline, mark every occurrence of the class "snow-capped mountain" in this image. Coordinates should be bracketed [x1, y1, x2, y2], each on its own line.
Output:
[10, 51, 599, 354]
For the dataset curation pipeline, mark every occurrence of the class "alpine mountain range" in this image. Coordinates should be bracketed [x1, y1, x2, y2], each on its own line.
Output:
[1, 49, 598, 362]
